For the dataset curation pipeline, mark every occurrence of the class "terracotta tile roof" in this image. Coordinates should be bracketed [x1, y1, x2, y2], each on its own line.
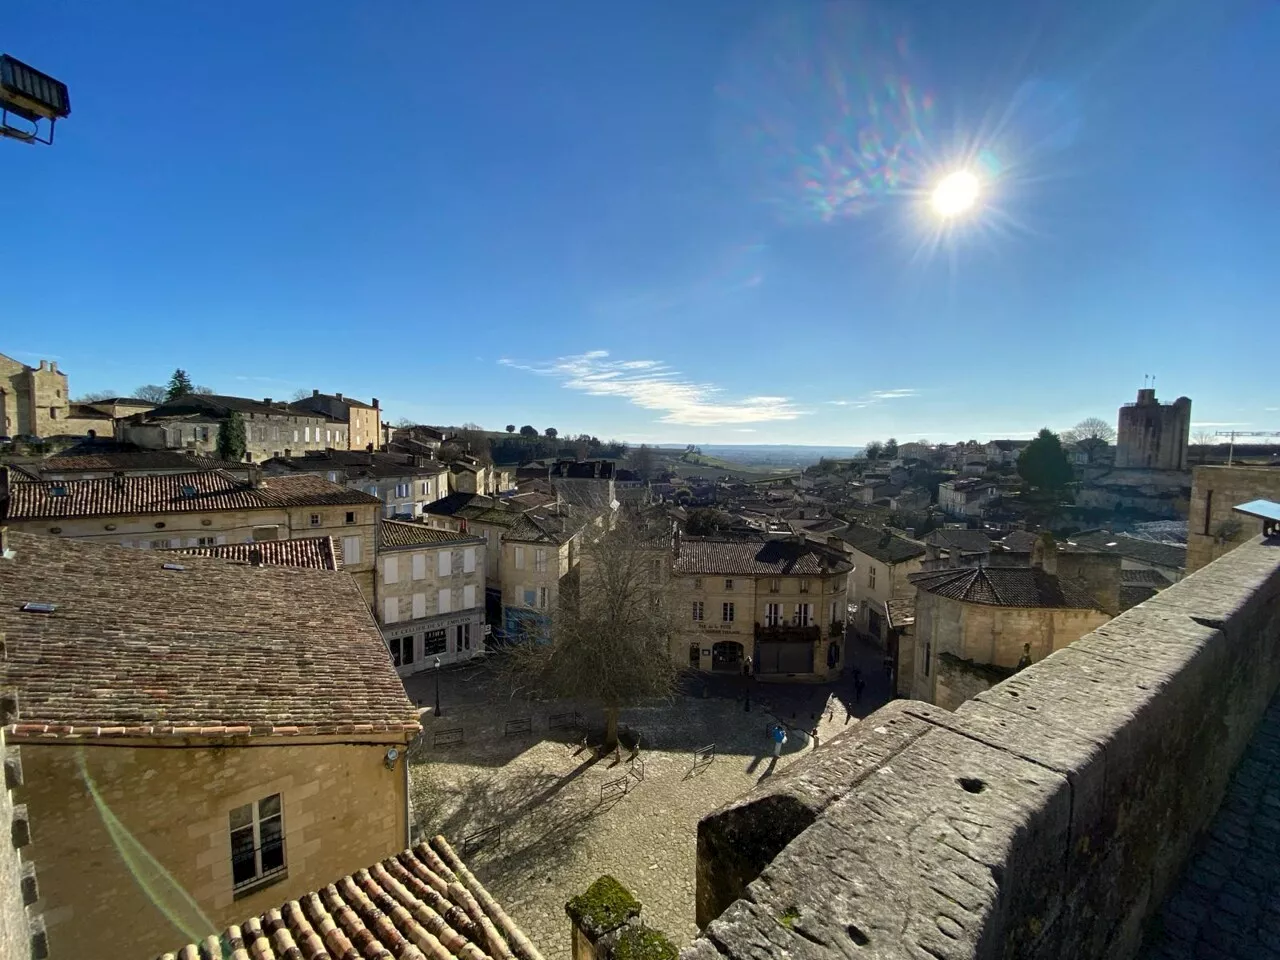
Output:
[147, 394, 345, 421]
[835, 524, 926, 564]
[924, 528, 992, 554]
[1060, 530, 1187, 571]
[169, 536, 343, 571]
[425, 493, 525, 528]
[381, 519, 483, 549]
[0, 532, 418, 741]
[35, 450, 246, 474]
[506, 511, 591, 545]
[264, 450, 447, 480]
[908, 566, 1101, 609]
[4, 470, 380, 521]
[156, 836, 545, 960]
[675, 536, 853, 576]
[886, 597, 916, 630]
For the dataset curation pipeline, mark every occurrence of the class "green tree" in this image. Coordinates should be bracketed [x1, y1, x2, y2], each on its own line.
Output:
[685, 507, 733, 535]
[884, 437, 899, 458]
[1017, 428, 1074, 494]
[630, 443, 656, 480]
[165, 369, 195, 401]
[519, 425, 538, 439]
[506, 424, 516, 434]
[217, 410, 247, 461]
[545, 426, 558, 439]
[864, 441, 883, 460]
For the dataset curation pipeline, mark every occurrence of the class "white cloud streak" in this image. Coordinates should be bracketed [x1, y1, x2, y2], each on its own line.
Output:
[825, 388, 918, 409]
[499, 350, 807, 426]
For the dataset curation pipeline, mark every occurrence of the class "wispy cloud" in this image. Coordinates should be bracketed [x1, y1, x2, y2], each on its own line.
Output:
[1192, 421, 1251, 428]
[733, 428, 758, 433]
[499, 350, 807, 426]
[1266, 407, 1278, 413]
[825, 388, 918, 409]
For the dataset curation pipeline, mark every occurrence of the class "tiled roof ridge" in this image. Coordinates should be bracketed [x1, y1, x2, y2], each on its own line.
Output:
[982, 567, 1007, 605]
[157, 836, 546, 960]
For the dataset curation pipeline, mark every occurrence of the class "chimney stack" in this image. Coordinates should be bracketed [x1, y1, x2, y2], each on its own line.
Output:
[264, 398, 272, 405]
[335, 393, 343, 401]
[372, 398, 380, 410]
[313, 389, 320, 397]
[249, 546, 264, 567]
[247, 464, 263, 489]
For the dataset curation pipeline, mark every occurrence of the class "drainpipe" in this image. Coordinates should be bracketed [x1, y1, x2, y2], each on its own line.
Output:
[403, 737, 413, 847]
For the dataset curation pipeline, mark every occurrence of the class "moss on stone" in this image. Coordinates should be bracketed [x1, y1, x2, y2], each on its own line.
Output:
[777, 906, 800, 929]
[613, 925, 678, 960]
[565, 875, 641, 938]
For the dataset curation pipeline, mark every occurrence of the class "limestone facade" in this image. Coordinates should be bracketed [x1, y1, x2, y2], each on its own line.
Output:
[16, 737, 410, 959]
[1188, 465, 1280, 572]
[0, 353, 104, 439]
[1116, 387, 1192, 470]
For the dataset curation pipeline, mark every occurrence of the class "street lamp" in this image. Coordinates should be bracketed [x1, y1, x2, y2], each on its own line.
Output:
[433, 656, 442, 718]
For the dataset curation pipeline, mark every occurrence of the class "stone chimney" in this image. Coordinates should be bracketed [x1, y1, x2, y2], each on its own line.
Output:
[313, 389, 320, 397]
[263, 398, 272, 405]
[247, 464, 263, 489]
[372, 398, 379, 409]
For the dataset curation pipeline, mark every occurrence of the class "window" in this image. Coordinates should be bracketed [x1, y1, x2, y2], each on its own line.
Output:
[765, 602, 782, 626]
[230, 795, 284, 891]
[412, 593, 426, 619]
[1203, 490, 1214, 536]
[384, 597, 399, 623]
[196, 536, 217, 547]
[831, 600, 839, 624]
[395, 482, 410, 498]
[342, 536, 361, 563]
[535, 548, 547, 572]
[692, 601, 704, 622]
[438, 588, 451, 613]
[423, 628, 447, 656]
[463, 547, 476, 573]
[722, 602, 735, 622]
[326, 430, 332, 444]
[463, 584, 476, 608]
[868, 566, 877, 589]
[797, 603, 813, 627]
[799, 579, 811, 594]
[724, 578, 734, 591]
[293, 429, 299, 443]
[925, 640, 931, 676]
[693, 577, 702, 590]
[514, 546, 525, 570]
[769, 578, 781, 593]
[438, 551, 452, 577]
[384, 556, 399, 584]
[421, 480, 430, 496]
[412, 553, 426, 580]
[539, 586, 549, 609]
[310, 513, 322, 527]
[388, 636, 415, 666]
[328, 471, 340, 482]
[150, 538, 172, 549]
[49, 407, 57, 419]
[345, 511, 355, 524]
[304, 427, 311, 442]
[456, 622, 472, 651]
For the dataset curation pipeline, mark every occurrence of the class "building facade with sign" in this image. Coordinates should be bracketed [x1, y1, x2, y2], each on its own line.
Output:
[376, 520, 487, 675]
[671, 535, 853, 682]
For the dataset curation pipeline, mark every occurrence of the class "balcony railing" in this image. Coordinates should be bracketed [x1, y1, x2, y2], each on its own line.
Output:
[753, 623, 821, 643]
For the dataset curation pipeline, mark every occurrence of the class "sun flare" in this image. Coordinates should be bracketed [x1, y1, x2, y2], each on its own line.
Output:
[930, 170, 981, 218]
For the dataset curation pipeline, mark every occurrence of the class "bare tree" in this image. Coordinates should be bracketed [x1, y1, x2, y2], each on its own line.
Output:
[1192, 430, 1217, 465]
[630, 443, 655, 480]
[1062, 417, 1117, 465]
[74, 390, 118, 403]
[291, 389, 310, 402]
[496, 517, 682, 747]
[132, 384, 167, 404]
[194, 384, 215, 395]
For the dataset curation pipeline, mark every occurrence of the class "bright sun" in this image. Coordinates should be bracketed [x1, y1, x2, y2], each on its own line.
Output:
[930, 170, 981, 218]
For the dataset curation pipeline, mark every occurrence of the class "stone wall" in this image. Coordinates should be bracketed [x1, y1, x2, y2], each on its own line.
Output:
[1187, 465, 1280, 572]
[16, 736, 409, 959]
[1, 722, 45, 960]
[686, 534, 1280, 960]
[1077, 466, 1191, 520]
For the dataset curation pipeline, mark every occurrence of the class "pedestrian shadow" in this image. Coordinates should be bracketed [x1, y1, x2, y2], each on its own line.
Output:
[757, 757, 779, 782]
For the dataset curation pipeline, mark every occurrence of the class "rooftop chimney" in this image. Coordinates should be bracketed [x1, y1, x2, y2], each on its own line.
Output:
[335, 392, 343, 401]
[372, 398, 380, 409]
[264, 397, 272, 405]
[312, 389, 320, 397]
[247, 464, 263, 489]
[249, 547, 264, 567]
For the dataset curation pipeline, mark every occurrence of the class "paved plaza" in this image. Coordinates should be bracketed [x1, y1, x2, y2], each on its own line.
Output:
[403, 639, 892, 958]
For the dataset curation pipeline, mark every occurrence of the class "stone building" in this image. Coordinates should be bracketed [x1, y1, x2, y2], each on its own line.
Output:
[119, 394, 346, 462]
[502, 509, 595, 640]
[830, 525, 926, 646]
[0, 352, 106, 439]
[672, 535, 851, 680]
[906, 565, 1111, 709]
[0, 530, 419, 959]
[1116, 387, 1192, 470]
[287, 389, 381, 452]
[1, 466, 381, 605]
[377, 519, 487, 675]
[263, 448, 449, 519]
[937, 478, 997, 518]
[1187, 465, 1280, 571]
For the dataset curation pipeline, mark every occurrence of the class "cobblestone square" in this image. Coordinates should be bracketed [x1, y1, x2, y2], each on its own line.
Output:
[405, 643, 891, 957]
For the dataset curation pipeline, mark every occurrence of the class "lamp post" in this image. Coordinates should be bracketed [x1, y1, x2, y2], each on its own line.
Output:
[433, 656, 442, 718]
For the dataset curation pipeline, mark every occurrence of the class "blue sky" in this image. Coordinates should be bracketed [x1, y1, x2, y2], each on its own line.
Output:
[5, 0, 1278, 445]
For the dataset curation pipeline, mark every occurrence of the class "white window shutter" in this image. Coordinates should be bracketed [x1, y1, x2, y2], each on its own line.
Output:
[438, 588, 451, 614]
[463, 548, 475, 573]
[383, 597, 398, 623]
[463, 584, 476, 608]
[412, 593, 426, 619]
[384, 556, 399, 585]
[439, 551, 452, 577]
[412, 553, 426, 580]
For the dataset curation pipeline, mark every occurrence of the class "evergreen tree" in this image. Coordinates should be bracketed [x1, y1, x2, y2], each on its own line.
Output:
[1017, 428, 1074, 493]
[165, 369, 195, 401]
[217, 410, 248, 461]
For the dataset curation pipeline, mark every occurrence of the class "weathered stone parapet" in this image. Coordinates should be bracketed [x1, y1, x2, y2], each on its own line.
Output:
[686, 534, 1280, 960]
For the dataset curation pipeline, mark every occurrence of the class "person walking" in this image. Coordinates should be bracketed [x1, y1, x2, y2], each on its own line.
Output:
[771, 722, 788, 757]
